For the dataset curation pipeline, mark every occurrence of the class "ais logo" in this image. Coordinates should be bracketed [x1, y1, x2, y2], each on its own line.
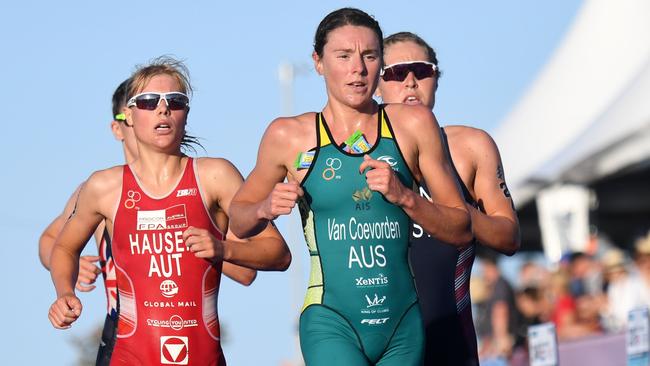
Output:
[352, 186, 372, 211]
[161, 336, 188, 365]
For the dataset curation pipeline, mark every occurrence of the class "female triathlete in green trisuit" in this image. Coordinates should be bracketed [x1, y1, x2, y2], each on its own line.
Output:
[229, 8, 472, 366]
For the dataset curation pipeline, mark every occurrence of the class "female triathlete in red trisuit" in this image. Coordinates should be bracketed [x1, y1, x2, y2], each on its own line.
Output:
[48, 57, 290, 365]
[40, 77, 257, 365]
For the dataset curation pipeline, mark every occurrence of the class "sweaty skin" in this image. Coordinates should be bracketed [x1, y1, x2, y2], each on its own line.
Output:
[376, 35, 520, 365]
[40, 106, 258, 289]
[48, 72, 289, 365]
[229, 27, 470, 245]
[376, 39, 519, 254]
[229, 22, 471, 365]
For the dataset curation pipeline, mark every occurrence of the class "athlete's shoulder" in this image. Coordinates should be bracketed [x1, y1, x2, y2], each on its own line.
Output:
[76, 166, 124, 215]
[444, 125, 499, 152]
[262, 112, 318, 154]
[84, 165, 124, 194]
[194, 157, 244, 205]
[195, 157, 243, 180]
[384, 103, 440, 142]
[444, 124, 489, 139]
[386, 103, 437, 127]
[267, 112, 317, 135]
[444, 125, 503, 170]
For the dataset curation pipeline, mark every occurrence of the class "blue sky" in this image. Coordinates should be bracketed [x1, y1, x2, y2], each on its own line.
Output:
[0, 1, 581, 364]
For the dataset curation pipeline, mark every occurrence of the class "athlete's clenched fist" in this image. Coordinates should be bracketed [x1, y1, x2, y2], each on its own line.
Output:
[359, 154, 407, 206]
[76, 255, 102, 292]
[258, 181, 304, 220]
[183, 226, 224, 263]
[48, 294, 82, 329]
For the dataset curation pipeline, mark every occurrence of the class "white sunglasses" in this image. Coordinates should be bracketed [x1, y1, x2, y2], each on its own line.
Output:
[127, 92, 190, 111]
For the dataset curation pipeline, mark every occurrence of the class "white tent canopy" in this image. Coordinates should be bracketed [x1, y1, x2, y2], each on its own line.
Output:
[493, 0, 650, 206]
[538, 59, 650, 184]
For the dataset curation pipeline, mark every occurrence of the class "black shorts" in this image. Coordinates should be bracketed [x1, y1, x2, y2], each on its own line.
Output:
[95, 315, 117, 366]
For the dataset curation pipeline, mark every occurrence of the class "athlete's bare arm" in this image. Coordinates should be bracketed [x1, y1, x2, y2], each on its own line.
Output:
[448, 126, 520, 255]
[222, 262, 257, 286]
[39, 184, 103, 292]
[204, 181, 258, 285]
[192, 157, 291, 271]
[48, 167, 122, 329]
[183, 228, 259, 285]
[229, 116, 312, 238]
[39, 184, 82, 270]
[360, 104, 472, 245]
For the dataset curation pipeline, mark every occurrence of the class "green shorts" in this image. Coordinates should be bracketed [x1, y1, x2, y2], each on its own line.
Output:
[299, 303, 424, 366]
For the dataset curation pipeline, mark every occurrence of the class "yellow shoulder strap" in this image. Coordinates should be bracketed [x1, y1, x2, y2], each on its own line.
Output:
[318, 113, 331, 147]
[380, 108, 393, 139]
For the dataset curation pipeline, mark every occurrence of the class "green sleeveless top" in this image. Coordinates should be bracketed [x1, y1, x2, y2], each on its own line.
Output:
[298, 105, 417, 331]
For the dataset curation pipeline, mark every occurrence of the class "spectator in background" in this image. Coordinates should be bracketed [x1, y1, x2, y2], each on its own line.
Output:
[568, 252, 603, 298]
[518, 260, 550, 290]
[511, 286, 546, 366]
[475, 256, 522, 360]
[574, 290, 604, 337]
[548, 270, 578, 339]
[601, 248, 641, 332]
[549, 264, 603, 340]
[516, 286, 545, 334]
[601, 231, 650, 333]
[633, 231, 650, 306]
[566, 251, 605, 338]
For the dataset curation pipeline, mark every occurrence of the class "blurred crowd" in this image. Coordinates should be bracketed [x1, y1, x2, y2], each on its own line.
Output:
[472, 231, 650, 364]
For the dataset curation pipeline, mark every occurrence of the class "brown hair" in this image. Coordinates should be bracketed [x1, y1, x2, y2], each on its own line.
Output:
[313, 8, 383, 58]
[112, 78, 131, 119]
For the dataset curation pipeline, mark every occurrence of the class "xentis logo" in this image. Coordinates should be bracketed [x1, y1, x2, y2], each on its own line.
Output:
[355, 273, 389, 288]
[352, 186, 372, 211]
[377, 155, 399, 171]
[322, 158, 342, 181]
[161, 336, 189, 365]
[137, 204, 188, 231]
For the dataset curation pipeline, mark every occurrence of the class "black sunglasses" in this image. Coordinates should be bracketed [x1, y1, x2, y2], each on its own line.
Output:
[380, 61, 437, 82]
